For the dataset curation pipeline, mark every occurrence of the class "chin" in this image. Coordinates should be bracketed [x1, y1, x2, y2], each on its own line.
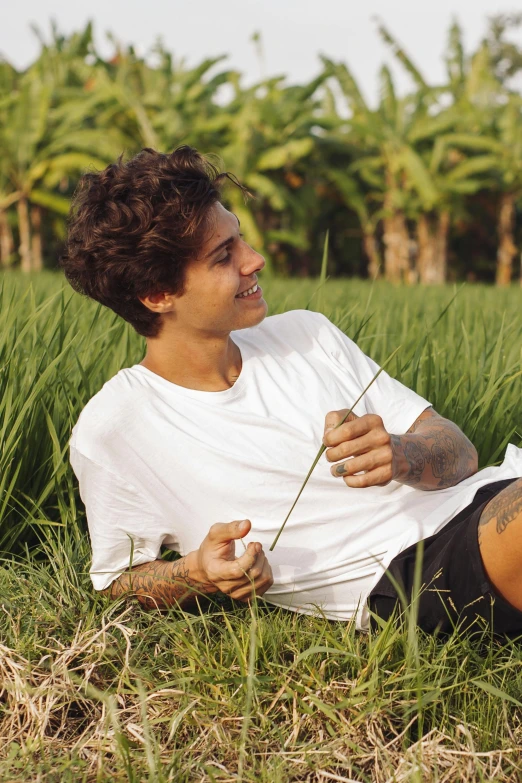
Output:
[249, 299, 268, 325]
[230, 297, 268, 331]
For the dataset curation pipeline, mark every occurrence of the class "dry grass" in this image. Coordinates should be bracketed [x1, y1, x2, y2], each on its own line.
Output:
[2, 579, 522, 782]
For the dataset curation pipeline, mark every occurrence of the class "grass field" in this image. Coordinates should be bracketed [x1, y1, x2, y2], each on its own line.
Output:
[1, 272, 522, 782]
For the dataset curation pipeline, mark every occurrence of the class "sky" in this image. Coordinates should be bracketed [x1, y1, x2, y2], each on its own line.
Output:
[2, 0, 522, 103]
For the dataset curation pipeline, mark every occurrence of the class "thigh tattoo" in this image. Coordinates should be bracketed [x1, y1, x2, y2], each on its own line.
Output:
[478, 479, 522, 537]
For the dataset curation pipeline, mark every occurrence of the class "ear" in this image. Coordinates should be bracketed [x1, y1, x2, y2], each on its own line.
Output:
[139, 291, 176, 314]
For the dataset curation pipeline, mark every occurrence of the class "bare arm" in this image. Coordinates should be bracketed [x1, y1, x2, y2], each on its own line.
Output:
[324, 406, 478, 491]
[391, 407, 478, 490]
[106, 551, 217, 610]
[104, 519, 273, 610]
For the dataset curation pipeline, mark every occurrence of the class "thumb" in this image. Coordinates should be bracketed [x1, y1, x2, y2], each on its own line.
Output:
[208, 519, 251, 544]
[230, 519, 252, 539]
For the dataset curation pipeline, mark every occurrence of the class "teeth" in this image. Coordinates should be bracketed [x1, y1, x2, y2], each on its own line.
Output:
[238, 284, 258, 298]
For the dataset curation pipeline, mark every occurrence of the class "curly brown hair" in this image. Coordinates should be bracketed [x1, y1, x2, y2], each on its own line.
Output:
[60, 146, 244, 337]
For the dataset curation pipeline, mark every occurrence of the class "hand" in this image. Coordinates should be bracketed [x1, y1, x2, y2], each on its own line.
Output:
[194, 519, 273, 602]
[323, 410, 394, 488]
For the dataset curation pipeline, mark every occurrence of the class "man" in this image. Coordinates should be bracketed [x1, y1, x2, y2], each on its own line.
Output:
[62, 146, 522, 634]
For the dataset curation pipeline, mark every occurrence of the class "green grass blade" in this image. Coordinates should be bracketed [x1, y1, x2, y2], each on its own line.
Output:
[270, 344, 402, 550]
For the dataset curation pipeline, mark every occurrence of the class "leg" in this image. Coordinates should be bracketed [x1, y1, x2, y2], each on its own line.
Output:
[478, 478, 522, 611]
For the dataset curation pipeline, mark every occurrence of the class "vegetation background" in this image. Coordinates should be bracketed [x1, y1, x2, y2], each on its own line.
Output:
[1, 14, 522, 284]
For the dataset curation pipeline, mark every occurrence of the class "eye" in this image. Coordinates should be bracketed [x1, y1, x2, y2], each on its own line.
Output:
[217, 234, 244, 265]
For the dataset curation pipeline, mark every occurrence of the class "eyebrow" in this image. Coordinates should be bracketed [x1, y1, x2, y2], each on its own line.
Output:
[205, 215, 241, 259]
[206, 235, 234, 259]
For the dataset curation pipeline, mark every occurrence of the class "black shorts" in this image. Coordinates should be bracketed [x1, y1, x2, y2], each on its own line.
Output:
[368, 478, 522, 636]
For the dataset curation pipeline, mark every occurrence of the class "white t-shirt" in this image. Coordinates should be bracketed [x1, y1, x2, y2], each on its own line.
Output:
[69, 309, 522, 630]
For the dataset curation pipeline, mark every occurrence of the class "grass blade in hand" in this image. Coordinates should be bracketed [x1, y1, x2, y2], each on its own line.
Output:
[269, 345, 401, 551]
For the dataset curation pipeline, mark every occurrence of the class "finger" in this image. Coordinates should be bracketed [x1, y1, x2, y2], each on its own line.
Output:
[222, 572, 258, 599]
[207, 542, 258, 582]
[324, 411, 359, 444]
[229, 564, 273, 601]
[235, 542, 263, 575]
[329, 437, 392, 468]
[228, 586, 254, 602]
[206, 544, 257, 592]
[239, 550, 268, 582]
[325, 431, 376, 462]
[323, 414, 373, 447]
[208, 519, 252, 544]
[324, 409, 356, 438]
[220, 578, 250, 597]
[340, 465, 394, 488]
[225, 554, 273, 601]
[331, 446, 393, 478]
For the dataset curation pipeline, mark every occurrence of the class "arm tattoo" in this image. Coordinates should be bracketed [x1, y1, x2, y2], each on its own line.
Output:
[108, 556, 217, 610]
[391, 436, 429, 482]
[393, 409, 478, 490]
[478, 479, 522, 536]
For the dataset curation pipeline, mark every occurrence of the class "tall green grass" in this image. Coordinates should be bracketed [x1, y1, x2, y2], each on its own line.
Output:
[1, 272, 521, 781]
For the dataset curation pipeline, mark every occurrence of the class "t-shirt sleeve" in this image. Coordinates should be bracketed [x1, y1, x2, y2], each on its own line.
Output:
[307, 311, 432, 434]
[70, 446, 174, 591]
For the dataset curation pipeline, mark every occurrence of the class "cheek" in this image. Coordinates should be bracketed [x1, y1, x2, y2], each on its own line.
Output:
[217, 270, 240, 299]
[185, 267, 239, 314]
[202, 277, 237, 313]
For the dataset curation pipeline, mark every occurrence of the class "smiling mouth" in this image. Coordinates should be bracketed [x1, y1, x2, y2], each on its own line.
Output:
[235, 283, 259, 298]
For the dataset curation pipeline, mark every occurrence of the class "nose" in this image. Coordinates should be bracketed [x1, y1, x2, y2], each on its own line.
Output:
[241, 241, 265, 276]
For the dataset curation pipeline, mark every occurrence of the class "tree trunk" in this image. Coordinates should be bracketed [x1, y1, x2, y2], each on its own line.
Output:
[406, 238, 418, 284]
[496, 193, 516, 286]
[417, 212, 448, 284]
[383, 211, 409, 283]
[417, 213, 436, 283]
[30, 206, 43, 272]
[17, 198, 32, 273]
[363, 231, 381, 280]
[0, 210, 14, 267]
[434, 210, 449, 284]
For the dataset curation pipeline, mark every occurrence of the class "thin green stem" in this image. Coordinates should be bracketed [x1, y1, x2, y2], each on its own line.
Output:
[269, 345, 402, 550]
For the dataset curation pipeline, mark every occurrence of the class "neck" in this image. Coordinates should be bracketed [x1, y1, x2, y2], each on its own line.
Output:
[140, 324, 242, 392]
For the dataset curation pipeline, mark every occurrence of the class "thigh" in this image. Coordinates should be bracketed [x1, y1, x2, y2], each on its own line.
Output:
[369, 479, 522, 635]
[478, 478, 522, 612]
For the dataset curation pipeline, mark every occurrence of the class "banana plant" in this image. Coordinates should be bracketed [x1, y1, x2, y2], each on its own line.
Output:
[370, 22, 504, 284]
[1, 74, 110, 271]
[219, 70, 332, 274]
[326, 54, 439, 282]
[432, 26, 522, 284]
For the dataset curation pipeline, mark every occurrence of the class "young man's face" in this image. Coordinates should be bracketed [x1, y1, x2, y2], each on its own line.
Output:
[170, 202, 268, 335]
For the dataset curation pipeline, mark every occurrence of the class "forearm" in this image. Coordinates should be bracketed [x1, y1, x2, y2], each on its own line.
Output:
[106, 550, 218, 609]
[391, 416, 478, 490]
